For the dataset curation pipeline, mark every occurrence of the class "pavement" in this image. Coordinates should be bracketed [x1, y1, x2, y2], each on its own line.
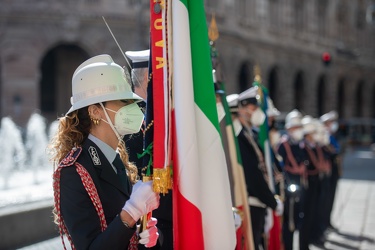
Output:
[15, 147, 375, 250]
[17, 237, 70, 250]
[308, 147, 375, 250]
[309, 179, 375, 250]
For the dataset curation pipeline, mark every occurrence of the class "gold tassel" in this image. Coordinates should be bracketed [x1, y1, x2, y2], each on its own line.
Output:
[153, 166, 173, 194]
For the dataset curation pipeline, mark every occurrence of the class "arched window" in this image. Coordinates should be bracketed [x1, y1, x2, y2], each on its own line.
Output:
[40, 44, 89, 122]
[293, 71, 304, 111]
[317, 75, 326, 116]
[337, 79, 345, 119]
[355, 80, 364, 117]
[267, 66, 278, 107]
[238, 61, 254, 93]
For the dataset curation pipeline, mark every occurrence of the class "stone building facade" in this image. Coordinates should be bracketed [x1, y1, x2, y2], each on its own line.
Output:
[0, 0, 374, 128]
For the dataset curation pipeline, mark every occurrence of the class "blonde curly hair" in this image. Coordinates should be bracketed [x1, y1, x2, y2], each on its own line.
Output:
[47, 105, 138, 184]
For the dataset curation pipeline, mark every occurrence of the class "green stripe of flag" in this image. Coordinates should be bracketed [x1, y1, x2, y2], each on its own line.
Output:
[186, 0, 220, 133]
[253, 81, 269, 150]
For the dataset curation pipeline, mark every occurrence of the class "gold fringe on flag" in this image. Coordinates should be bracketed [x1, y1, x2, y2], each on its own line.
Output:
[153, 166, 173, 194]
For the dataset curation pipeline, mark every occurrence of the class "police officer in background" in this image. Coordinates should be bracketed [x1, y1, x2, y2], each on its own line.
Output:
[299, 116, 321, 249]
[125, 50, 172, 250]
[311, 119, 333, 246]
[266, 97, 284, 199]
[126, 50, 149, 100]
[235, 87, 283, 250]
[320, 111, 341, 232]
[267, 97, 282, 151]
[124, 49, 149, 169]
[277, 109, 307, 250]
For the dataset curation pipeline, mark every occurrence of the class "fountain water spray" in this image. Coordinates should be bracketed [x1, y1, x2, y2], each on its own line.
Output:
[0, 117, 26, 189]
[25, 113, 50, 185]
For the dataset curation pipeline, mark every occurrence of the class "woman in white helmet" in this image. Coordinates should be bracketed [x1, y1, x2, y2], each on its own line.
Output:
[48, 55, 160, 250]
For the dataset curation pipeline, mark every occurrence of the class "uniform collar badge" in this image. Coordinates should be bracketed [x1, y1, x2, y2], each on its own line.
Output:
[88, 146, 101, 165]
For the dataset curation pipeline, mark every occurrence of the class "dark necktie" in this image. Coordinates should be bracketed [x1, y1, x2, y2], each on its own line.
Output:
[112, 154, 129, 189]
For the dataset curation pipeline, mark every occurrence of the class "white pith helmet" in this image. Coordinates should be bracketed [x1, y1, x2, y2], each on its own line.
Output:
[266, 97, 280, 117]
[301, 115, 316, 135]
[285, 109, 302, 129]
[226, 94, 239, 113]
[314, 119, 330, 145]
[320, 110, 338, 123]
[67, 54, 142, 114]
[125, 49, 150, 69]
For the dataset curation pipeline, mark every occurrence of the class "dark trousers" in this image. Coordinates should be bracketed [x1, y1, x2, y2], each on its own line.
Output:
[325, 162, 340, 229]
[321, 174, 331, 233]
[282, 193, 305, 250]
[250, 206, 266, 250]
[282, 174, 305, 250]
[310, 174, 330, 242]
[300, 175, 319, 250]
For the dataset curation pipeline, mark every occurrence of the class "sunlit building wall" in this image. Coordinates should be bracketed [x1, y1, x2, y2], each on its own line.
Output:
[0, 0, 374, 128]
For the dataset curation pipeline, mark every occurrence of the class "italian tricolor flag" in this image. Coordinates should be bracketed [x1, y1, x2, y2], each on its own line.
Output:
[171, 0, 236, 249]
[253, 82, 281, 250]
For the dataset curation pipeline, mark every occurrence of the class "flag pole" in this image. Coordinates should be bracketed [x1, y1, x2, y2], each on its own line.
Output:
[209, 13, 254, 250]
[253, 65, 275, 192]
[253, 66, 284, 250]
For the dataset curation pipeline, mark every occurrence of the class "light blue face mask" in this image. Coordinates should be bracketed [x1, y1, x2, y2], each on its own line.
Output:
[330, 121, 339, 134]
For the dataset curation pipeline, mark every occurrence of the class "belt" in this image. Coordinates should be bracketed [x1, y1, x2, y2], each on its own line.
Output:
[248, 196, 267, 208]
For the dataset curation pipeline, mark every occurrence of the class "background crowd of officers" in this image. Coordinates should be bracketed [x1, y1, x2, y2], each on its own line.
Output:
[125, 49, 342, 250]
[226, 86, 342, 250]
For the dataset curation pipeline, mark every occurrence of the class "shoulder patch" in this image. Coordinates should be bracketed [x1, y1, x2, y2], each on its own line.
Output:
[59, 147, 82, 167]
[88, 146, 101, 165]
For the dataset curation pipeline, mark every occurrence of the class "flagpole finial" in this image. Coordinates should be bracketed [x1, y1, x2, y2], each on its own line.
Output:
[209, 12, 221, 78]
[254, 64, 262, 83]
[208, 13, 219, 43]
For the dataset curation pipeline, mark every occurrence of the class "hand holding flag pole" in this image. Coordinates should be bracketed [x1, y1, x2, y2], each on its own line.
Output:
[102, 16, 167, 234]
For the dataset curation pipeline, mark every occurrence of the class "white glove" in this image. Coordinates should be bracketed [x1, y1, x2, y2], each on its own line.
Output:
[264, 208, 273, 233]
[139, 217, 159, 248]
[275, 197, 284, 216]
[233, 211, 242, 230]
[123, 181, 160, 221]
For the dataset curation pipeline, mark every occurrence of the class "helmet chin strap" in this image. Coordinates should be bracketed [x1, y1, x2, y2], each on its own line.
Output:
[99, 102, 122, 141]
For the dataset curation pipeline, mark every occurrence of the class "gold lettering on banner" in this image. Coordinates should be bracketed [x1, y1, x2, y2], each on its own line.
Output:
[153, 0, 165, 8]
[156, 57, 165, 69]
[152, 1, 166, 70]
[155, 40, 164, 48]
[154, 18, 163, 30]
